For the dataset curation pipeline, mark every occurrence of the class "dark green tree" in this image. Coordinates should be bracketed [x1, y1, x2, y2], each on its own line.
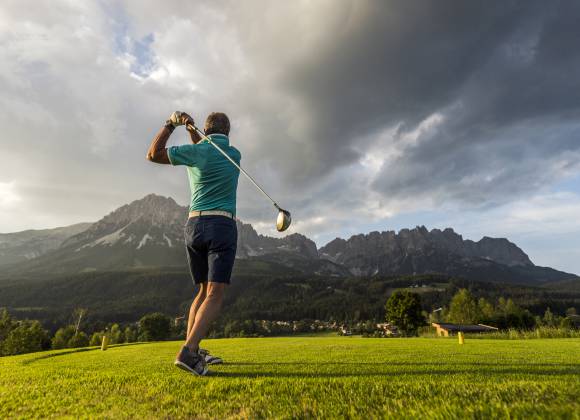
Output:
[543, 308, 557, 327]
[89, 331, 104, 347]
[0, 309, 15, 344]
[51, 325, 76, 349]
[224, 320, 242, 337]
[478, 298, 495, 320]
[447, 289, 480, 324]
[385, 291, 425, 335]
[492, 298, 536, 329]
[109, 324, 124, 344]
[124, 326, 138, 343]
[139, 313, 172, 341]
[68, 331, 89, 348]
[2, 320, 49, 356]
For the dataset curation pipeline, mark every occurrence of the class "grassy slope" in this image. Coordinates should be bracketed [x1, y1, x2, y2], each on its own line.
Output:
[1, 337, 579, 419]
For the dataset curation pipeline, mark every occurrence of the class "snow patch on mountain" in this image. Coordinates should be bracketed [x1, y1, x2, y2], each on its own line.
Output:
[137, 234, 153, 249]
[75, 225, 129, 251]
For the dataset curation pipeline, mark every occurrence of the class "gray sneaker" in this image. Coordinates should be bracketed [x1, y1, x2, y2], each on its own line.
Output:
[174, 347, 208, 376]
[199, 348, 223, 365]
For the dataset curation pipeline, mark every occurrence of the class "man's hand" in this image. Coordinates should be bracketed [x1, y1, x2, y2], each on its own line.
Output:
[182, 112, 194, 128]
[168, 111, 183, 127]
[169, 111, 194, 128]
[147, 111, 198, 164]
[181, 112, 202, 144]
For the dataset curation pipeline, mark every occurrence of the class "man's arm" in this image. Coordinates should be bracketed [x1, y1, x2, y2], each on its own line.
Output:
[146, 112, 195, 164]
[146, 124, 173, 164]
[187, 125, 203, 144]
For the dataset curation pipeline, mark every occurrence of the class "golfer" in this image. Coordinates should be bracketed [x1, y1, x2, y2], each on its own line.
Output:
[146, 111, 241, 376]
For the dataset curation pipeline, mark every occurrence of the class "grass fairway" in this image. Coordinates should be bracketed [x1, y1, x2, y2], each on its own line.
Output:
[1, 337, 579, 419]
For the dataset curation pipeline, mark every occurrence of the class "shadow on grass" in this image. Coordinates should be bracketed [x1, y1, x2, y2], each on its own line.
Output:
[21, 342, 151, 365]
[208, 361, 580, 378]
[209, 367, 580, 378]
[230, 361, 580, 368]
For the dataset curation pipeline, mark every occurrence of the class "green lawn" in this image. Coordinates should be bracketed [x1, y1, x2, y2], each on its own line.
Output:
[1, 337, 579, 419]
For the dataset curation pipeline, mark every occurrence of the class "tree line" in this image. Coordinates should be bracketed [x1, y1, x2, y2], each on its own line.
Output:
[1, 283, 578, 356]
[385, 288, 579, 335]
[2, 271, 578, 329]
[0, 310, 177, 356]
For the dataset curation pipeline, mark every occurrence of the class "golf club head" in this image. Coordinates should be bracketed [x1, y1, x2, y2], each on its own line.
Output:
[276, 208, 292, 232]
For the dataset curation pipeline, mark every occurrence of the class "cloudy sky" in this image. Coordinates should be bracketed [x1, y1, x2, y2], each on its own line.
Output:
[1, 1, 579, 273]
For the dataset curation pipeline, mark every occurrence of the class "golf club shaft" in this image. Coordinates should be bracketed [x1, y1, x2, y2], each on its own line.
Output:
[186, 124, 280, 210]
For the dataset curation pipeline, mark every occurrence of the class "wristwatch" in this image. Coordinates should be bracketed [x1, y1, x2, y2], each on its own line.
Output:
[164, 120, 175, 131]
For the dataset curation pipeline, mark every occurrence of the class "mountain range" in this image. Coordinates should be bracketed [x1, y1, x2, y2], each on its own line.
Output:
[0, 194, 576, 285]
[0, 223, 92, 266]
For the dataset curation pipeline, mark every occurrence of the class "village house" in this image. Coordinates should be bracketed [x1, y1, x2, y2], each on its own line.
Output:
[376, 323, 400, 336]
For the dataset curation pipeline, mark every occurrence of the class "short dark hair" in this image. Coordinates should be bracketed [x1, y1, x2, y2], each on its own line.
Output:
[204, 112, 230, 136]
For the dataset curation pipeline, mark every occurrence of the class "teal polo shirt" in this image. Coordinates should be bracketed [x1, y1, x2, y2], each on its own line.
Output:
[167, 134, 241, 216]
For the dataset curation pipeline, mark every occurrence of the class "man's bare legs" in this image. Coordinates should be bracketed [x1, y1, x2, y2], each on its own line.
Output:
[185, 282, 227, 352]
[186, 282, 208, 341]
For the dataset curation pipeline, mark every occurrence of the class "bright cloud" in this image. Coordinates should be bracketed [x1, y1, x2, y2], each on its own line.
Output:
[0, 182, 20, 207]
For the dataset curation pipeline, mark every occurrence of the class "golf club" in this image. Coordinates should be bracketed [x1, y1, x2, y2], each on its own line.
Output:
[186, 123, 291, 232]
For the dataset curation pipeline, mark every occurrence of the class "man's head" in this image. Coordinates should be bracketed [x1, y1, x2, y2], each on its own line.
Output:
[204, 112, 230, 136]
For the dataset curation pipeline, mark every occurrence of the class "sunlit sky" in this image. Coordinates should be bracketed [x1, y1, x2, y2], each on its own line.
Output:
[1, 1, 579, 273]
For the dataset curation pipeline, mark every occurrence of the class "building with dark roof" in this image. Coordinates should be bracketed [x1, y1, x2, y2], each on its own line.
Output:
[432, 323, 498, 337]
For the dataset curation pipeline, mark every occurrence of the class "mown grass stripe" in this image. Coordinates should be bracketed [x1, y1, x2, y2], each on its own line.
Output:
[1, 337, 579, 419]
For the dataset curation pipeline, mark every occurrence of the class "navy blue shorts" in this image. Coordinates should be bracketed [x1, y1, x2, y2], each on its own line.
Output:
[184, 216, 238, 284]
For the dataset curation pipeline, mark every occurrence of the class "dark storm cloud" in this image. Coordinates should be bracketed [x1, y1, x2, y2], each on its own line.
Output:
[235, 0, 579, 208]
[268, 1, 529, 176]
[360, 2, 580, 205]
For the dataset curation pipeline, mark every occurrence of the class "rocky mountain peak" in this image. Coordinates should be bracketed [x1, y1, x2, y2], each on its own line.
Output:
[60, 194, 187, 249]
[236, 220, 318, 259]
[318, 225, 534, 276]
[473, 236, 532, 267]
[101, 194, 186, 227]
[49, 194, 320, 268]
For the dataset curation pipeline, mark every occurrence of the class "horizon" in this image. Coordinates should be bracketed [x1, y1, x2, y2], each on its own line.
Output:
[1, 2, 580, 273]
[1, 191, 576, 276]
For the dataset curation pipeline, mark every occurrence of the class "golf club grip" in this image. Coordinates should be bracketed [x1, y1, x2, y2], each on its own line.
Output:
[186, 124, 279, 208]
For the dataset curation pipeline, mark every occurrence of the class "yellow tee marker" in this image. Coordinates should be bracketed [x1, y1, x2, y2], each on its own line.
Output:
[458, 331, 465, 345]
[101, 334, 109, 351]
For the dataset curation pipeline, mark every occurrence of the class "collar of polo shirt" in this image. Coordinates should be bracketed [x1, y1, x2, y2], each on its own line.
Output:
[203, 133, 229, 145]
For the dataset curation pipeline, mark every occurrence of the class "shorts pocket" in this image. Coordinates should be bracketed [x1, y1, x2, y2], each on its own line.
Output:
[208, 219, 237, 251]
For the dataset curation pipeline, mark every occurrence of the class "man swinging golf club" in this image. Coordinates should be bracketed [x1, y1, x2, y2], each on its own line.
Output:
[146, 111, 240, 375]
